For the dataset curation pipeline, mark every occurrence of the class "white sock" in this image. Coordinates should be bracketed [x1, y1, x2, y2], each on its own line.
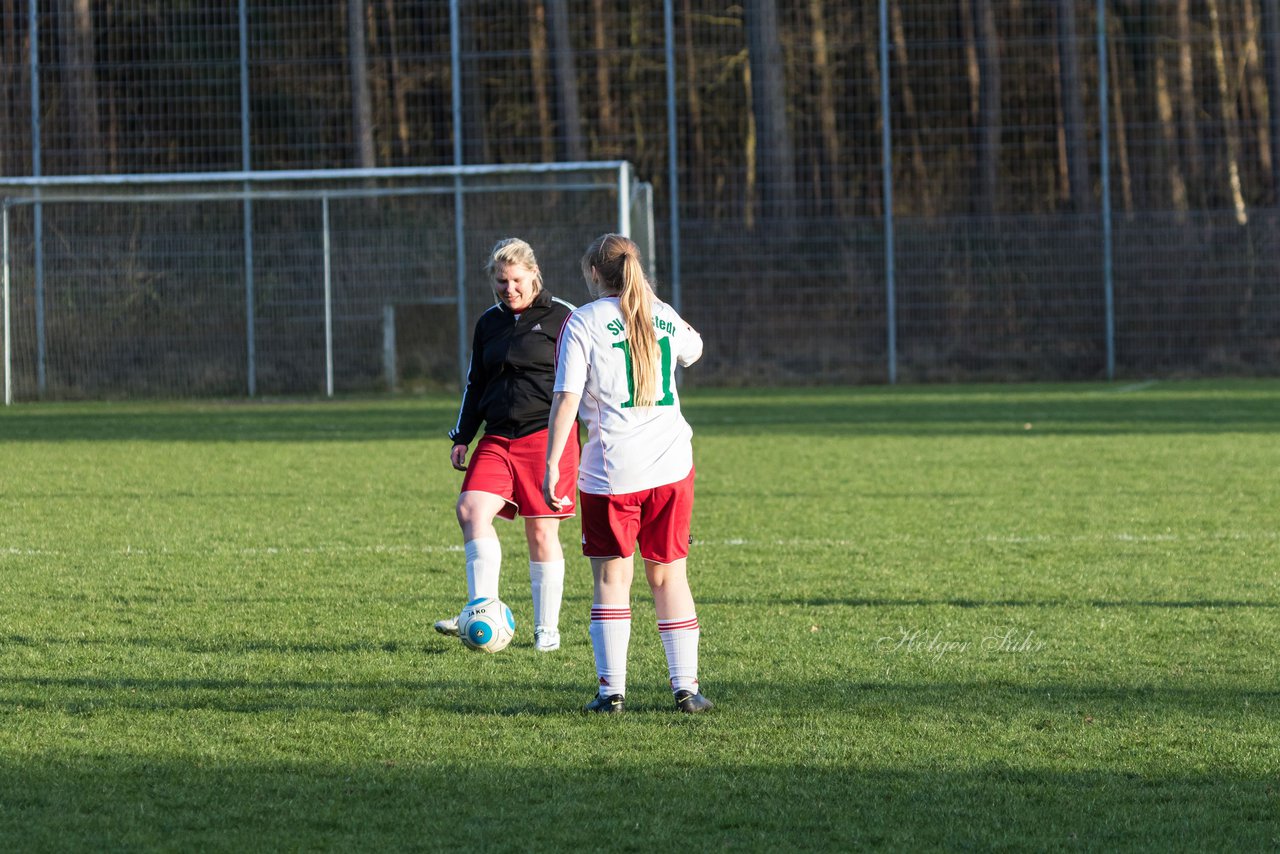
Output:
[464, 538, 501, 601]
[589, 605, 631, 697]
[529, 560, 564, 630]
[658, 614, 700, 694]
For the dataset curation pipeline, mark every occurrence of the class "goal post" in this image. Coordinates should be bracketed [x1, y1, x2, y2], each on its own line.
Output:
[1, 162, 654, 404]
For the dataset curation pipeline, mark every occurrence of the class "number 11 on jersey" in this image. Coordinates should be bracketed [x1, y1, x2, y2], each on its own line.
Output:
[611, 337, 675, 408]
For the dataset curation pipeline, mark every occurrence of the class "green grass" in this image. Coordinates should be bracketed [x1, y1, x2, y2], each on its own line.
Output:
[1, 381, 1278, 851]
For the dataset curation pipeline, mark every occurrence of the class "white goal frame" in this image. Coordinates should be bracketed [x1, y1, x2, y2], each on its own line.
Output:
[2, 161, 653, 405]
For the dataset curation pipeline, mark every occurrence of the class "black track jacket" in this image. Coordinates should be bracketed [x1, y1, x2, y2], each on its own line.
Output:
[448, 290, 575, 446]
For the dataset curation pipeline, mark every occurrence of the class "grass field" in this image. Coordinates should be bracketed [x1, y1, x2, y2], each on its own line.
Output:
[1, 381, 1278, 851]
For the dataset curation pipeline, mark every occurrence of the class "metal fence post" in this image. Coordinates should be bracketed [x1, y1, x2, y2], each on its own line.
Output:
[450, 0, 468, 392]
[1098, 0, 1115, 380]
[382, 304, 396, 391]
[29, 0, 46, 396]
[618, 162, 632, 237]
[240, 0, 257, 397]
[879, 0, 898, 385]
[664, 0, 682, 314]
[322, 195, 334, 398]
[3, 202, 10, 405]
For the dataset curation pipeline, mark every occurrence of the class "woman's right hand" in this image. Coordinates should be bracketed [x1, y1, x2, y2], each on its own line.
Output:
[450, 444, 469, 471]
[542, 466, 562, 512]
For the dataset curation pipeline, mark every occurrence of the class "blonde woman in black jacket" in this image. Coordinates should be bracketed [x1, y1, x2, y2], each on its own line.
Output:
[436, 238, 579, 653]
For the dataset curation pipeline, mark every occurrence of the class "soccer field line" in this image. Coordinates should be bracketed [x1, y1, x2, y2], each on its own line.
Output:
[712, 530, 1277, 547]
[1111, 380, 1159, 394]
[0, 544, 466, 557]
[2, 529, 1276, 559]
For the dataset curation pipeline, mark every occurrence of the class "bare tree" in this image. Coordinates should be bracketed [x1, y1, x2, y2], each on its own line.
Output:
[0, 0, 18, 175]
[742, 59, 757, 231]
[590, 0, 620, 154]
[1176, 0, 1203, 206]
[1206, 0, 1248, 224]
[348, 0, 376, 169]
[861, 4, 883, 216]
[680, 0, 706, 205]
[460, 8, 488, 164]
[1106, 11, 1135, 214]
[1155, 49, 1190, 215]
[1260, 0, 1280, 201]
[1055, 0, 1090, 212]
[381, 0, 412, 162]
[529, 1, 556, 163]
[807, 0, 842, 213]
[970, 0, 1001, 215]
[547, 0, 585, 162]
[745, 0, 797, 225]
[56, 0, 103, 173]
[890, 1, 931, 214]
[1242, 0, 1272, 193]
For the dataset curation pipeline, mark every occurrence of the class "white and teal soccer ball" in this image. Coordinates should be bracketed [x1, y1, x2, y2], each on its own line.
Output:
[457, 597, 515, 653]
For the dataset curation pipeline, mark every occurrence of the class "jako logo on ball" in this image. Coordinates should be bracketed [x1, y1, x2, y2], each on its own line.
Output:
[457, 597, 515, 653]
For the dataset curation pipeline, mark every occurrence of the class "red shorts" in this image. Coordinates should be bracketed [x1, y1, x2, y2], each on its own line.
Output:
[579, 468, 695, 564]
[460, 429, 579, 520]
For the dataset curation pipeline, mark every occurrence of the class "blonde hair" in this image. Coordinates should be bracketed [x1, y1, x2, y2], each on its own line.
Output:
[484, 237, 543, 292]
[582, 233, 659, 407]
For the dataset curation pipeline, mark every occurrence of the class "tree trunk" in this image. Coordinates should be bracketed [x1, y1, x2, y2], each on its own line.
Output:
[382, 0, 412, 161]
[1055, 0, 1090, 212]
[460, 8, 488, 164]
[1176, 0, 1203, 205]
[0, 0, 17, 176]
[591, 0, 620, 154]
[1242, 0, 1272, 188]
[807, 0, 842, 213]
[546, 0, 584, 162]
[680, 0, 705, 205]
[1107, 13, 1134, 215]
[745, 0, 797, 226]
[962, 0, 980, 122]
[1155, 52, 1190, 215]
[1258, 0, 1280, 201]
[742, 61, 757, 231]
[891, 0, 931, 214]
[970, 0, 1000, 215]
[1206, 0, 1248, 224]
[348, 0, 376, 169]
[56, 0, 103, 173]
[529, 1, 556, 163]
[863, 4, 882, 216]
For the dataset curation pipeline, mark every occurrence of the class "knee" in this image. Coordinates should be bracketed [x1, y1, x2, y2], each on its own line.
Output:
[600, 566, 633, 590]
[595, 558, 635, 590]
[646, 562, 685, 592]
[456, 496, 482, 528]
[527, 523, 561, 555]
[646, 565, 667, 590]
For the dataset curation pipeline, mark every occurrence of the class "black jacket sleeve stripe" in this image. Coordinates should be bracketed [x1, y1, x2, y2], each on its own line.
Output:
[448, 306, 498, 445]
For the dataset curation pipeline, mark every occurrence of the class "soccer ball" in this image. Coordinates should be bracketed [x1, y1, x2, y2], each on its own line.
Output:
[457, 597, 516, 653]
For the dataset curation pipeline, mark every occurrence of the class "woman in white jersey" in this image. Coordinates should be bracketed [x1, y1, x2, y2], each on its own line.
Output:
[542, 233, 712, 714]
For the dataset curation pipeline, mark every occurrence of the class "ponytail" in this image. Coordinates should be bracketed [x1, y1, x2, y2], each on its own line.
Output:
[582, 234, 660, 407]
[619, 253, 659, 408]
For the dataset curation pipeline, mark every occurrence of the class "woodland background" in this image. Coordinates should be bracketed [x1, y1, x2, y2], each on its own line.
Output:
[2, 1, 1279, 395]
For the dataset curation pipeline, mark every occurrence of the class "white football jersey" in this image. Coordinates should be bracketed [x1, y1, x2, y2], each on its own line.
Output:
[554, 296, 703, 494]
